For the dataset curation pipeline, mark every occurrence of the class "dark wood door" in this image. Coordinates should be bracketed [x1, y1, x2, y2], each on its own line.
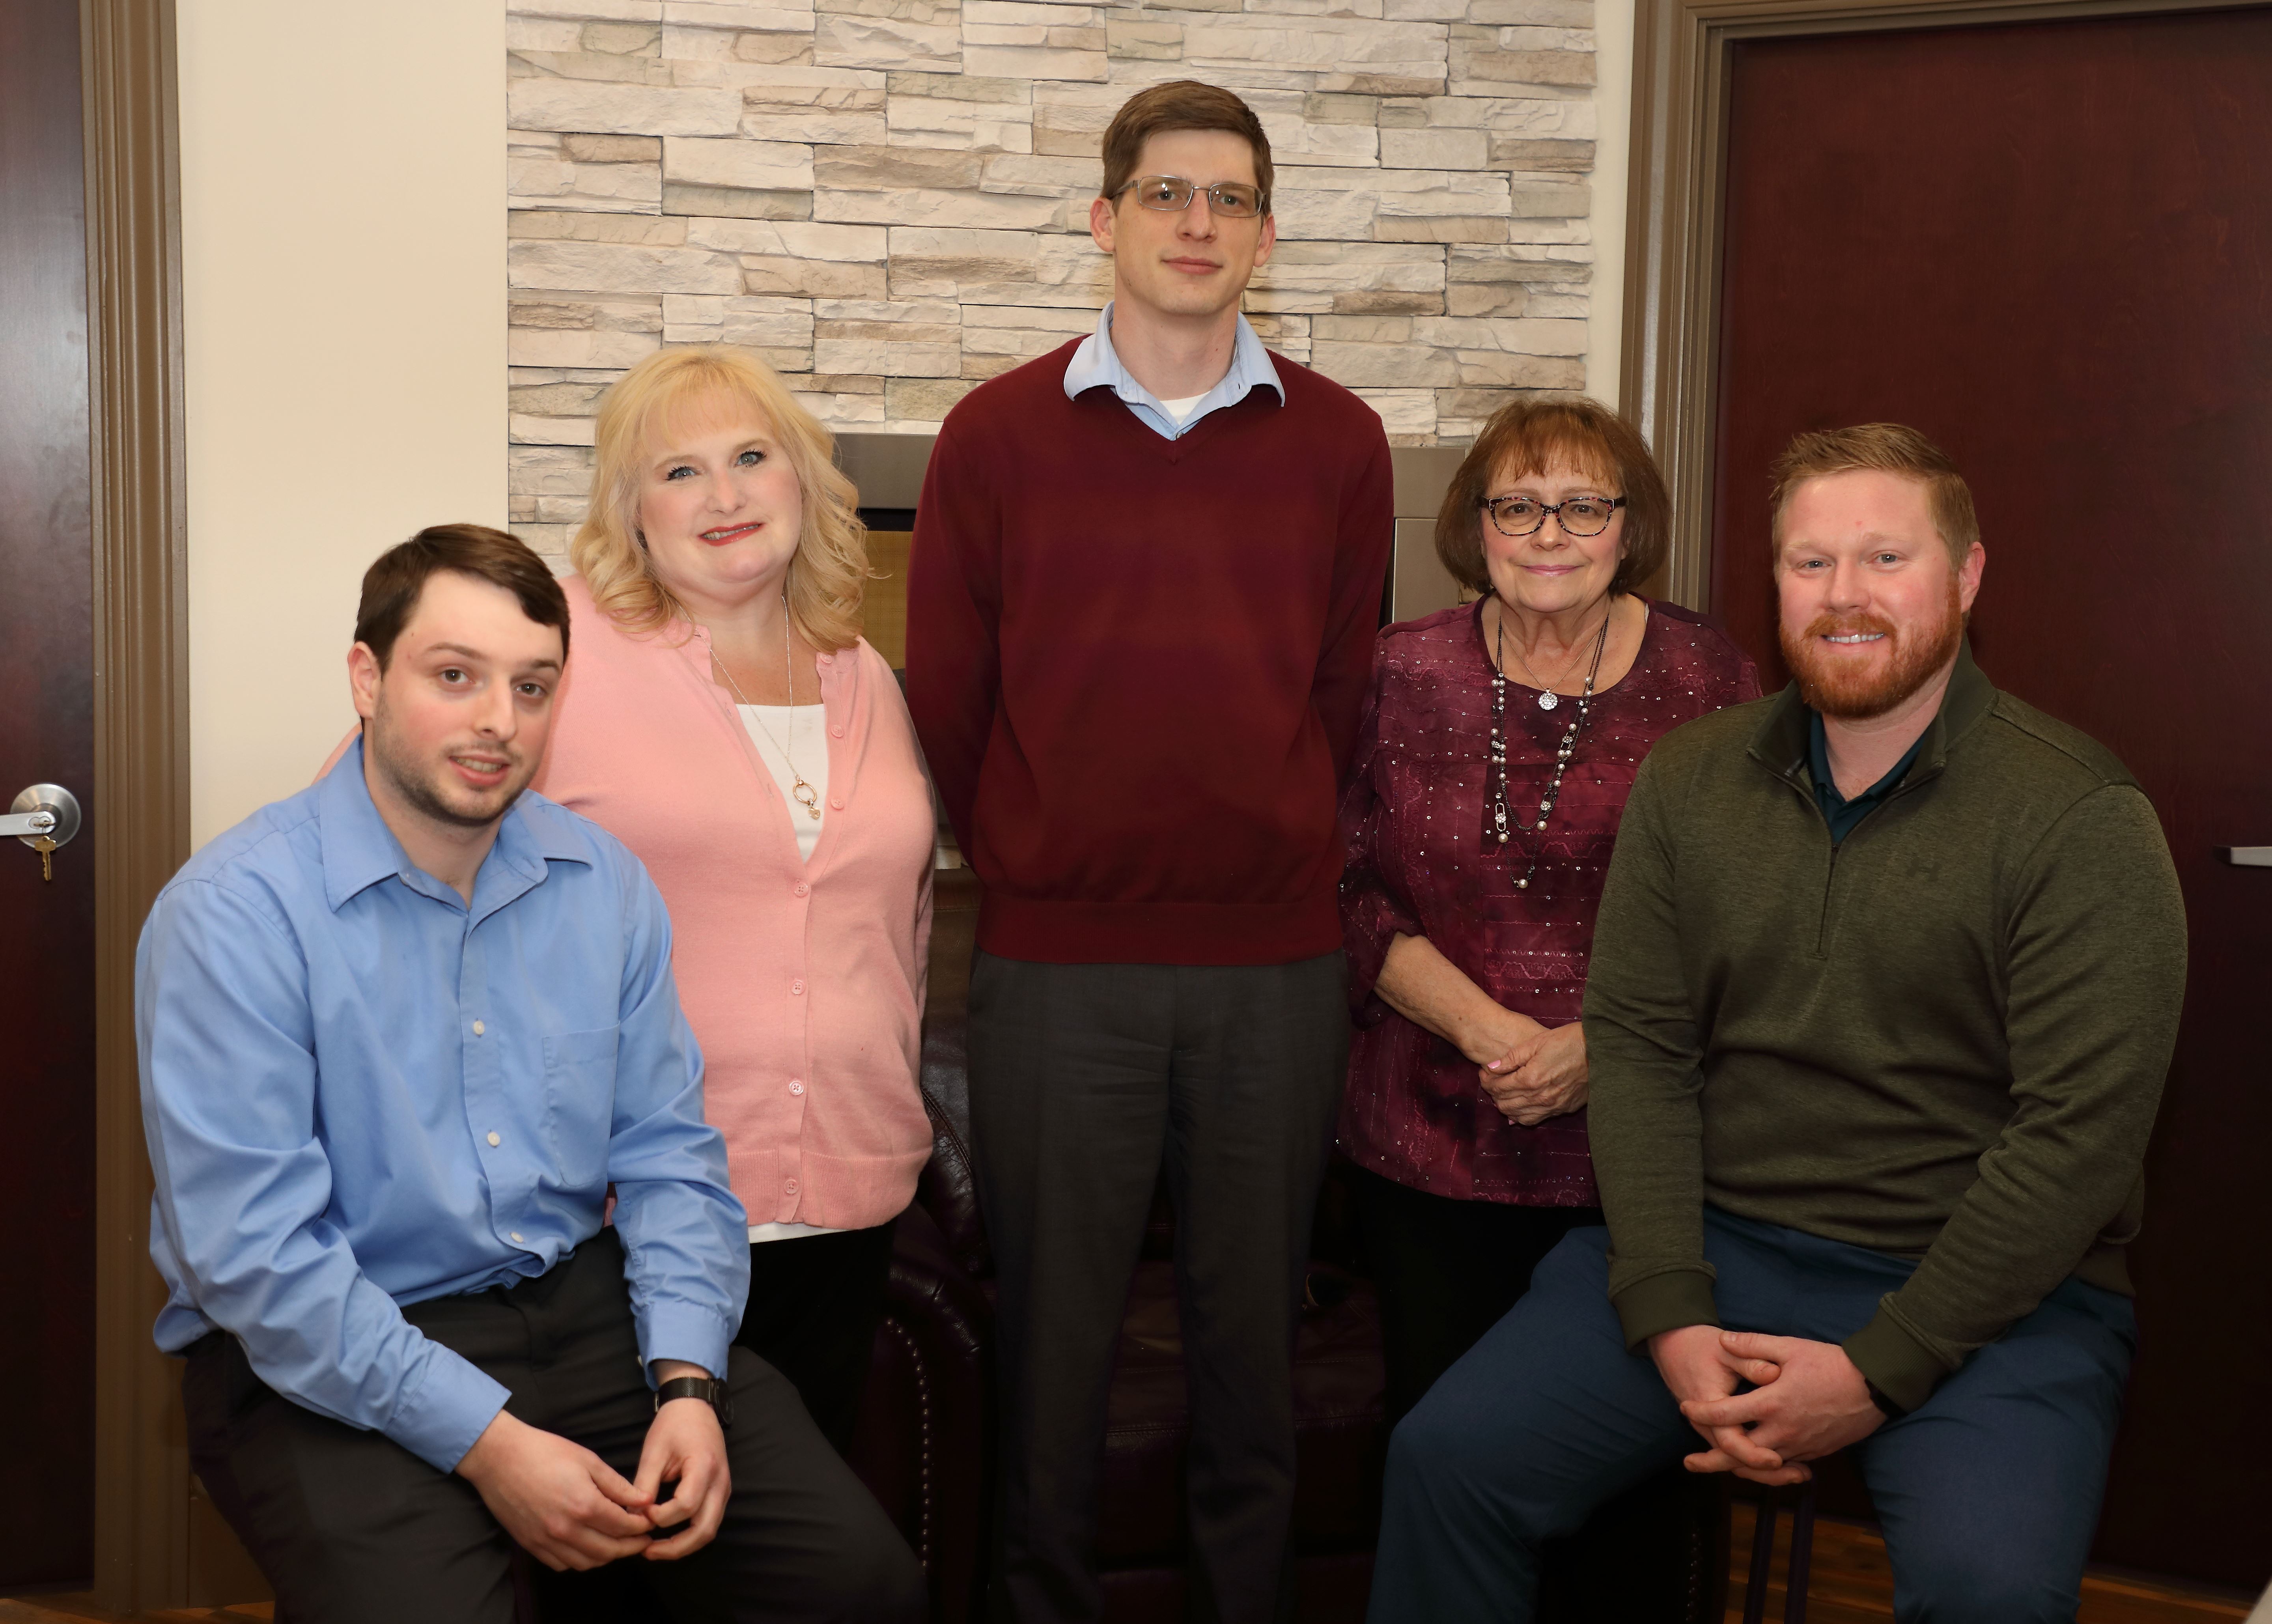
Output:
[0, 0, 97, 1587]
[1710, 11, 2272, 1588]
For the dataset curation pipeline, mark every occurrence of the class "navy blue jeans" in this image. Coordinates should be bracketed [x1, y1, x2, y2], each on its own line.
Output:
[1371, 1209, 2136, 1624]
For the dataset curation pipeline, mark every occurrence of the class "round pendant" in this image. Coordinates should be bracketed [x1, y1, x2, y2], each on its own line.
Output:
[1537, 691, 1559, 711]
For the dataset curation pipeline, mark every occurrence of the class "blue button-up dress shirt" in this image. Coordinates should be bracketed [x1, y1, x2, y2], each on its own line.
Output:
[137, 739, 749, 1472]
[1062, 299, 1284, 439]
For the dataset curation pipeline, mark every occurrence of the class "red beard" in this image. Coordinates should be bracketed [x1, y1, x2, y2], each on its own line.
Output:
[1780, 576, 1964, 720]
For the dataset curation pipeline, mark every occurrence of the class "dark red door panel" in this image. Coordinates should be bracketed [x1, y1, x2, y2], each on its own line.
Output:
[0, 0, 97, 1588]
[1711, 10, 2272, 1587]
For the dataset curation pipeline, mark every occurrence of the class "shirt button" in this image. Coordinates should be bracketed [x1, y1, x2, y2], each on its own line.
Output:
[789, 1079, 805, 1096]
[790, 978, 805, 995]
[829, 724, 844, 738]
[817, 653, 833, 666]
[828, 797, 844, 811]
[793, 881, 809, 897]
[509, 1231, 523, 1243]
[784, 1179, 799, 1195]
[486, 1131, 501, 1147]
[472, 1020, 485, 1036]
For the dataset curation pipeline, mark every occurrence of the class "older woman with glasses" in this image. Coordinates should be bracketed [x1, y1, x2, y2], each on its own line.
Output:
[1337, 396, 1759, 1427]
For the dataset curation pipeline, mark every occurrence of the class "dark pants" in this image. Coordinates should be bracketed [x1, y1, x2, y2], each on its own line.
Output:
[1346, 1164, 1601, 1431]
[736, 1222, 900, 1455]
[183, 1229, 925, 1624]
[966, 950, 1351, 1624]
[1372, 1210, 2136, 1624]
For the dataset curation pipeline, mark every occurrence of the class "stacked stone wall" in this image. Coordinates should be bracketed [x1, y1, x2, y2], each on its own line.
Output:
[506, 0, 1599, 554]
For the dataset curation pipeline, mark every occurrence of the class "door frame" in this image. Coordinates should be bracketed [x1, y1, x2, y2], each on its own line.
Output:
[80, 0, 194, 1607]
[1618, 0, 2270, 608]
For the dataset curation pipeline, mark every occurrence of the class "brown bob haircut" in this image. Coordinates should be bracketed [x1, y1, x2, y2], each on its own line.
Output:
[1100, 81, 1274, 215]
[1768, 423, 1979, 567]
[1436, 397, 1670, 598]
[354, 524, 571, 670]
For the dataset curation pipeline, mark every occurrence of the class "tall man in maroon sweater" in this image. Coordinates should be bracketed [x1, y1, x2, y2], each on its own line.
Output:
[906, 80, 1394, 1624]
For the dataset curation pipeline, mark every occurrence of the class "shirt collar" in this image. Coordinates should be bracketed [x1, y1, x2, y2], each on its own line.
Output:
[1806, 707, 1924, 810]
[319, 734, 585, 913]
[1751, 638, 1995, 792]
[1062, 299, 1284, 413]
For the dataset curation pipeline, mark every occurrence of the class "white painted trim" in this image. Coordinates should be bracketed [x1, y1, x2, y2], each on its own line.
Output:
[1587, 0, 1638, 409]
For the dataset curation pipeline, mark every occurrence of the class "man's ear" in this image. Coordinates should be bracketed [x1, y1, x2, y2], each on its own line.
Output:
[1956, 539, 1987, 614]
[347, 641, 383, 724]
[1089, 193, 1118, 254]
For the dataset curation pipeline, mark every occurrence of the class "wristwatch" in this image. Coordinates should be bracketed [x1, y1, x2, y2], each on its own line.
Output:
[654, 1374, 734, 1429]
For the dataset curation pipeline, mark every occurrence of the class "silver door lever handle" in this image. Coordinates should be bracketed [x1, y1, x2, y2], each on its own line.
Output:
[2217, 847, 2272, 867]
[6, 784, 80, 847]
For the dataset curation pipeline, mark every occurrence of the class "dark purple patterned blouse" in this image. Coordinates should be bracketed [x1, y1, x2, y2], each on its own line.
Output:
[1338, 597, 1760, 1207]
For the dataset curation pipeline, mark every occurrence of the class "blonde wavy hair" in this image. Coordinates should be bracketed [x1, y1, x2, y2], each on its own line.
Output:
[571, 345, 869, 651]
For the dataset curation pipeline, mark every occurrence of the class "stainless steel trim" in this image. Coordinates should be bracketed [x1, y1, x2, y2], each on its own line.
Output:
[834, 432, 934, 511]
[1391, 517, 1468, 623]
[833, 432, 1471, 524]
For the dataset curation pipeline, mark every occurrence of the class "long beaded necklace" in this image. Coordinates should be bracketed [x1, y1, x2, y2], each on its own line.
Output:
[1489, 597, 1612, 892]
[713, 590, 823, 821]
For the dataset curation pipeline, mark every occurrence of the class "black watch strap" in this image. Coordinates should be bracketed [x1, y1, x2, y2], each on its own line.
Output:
[654, 1375, 733, 1428]
[1863, 1378, 1908, 1422]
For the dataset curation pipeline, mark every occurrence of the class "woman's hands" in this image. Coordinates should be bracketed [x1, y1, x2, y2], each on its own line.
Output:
[1480, 1021, 1588, 1124]
[1374, 933, 1588, 1126]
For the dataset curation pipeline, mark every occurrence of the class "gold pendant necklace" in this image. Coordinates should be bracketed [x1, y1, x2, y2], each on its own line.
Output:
[714, 594, 823, 822]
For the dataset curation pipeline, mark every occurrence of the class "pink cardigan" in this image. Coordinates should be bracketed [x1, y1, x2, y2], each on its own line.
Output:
[533, 579, 935, 1232]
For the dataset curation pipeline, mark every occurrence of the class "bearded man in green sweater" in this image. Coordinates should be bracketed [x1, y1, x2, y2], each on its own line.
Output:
[1370, 424, 2186, 1624]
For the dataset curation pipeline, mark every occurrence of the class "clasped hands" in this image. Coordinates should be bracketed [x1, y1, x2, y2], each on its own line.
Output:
[1647, 1323, 1885, 1485]
[456, 1359, 731, 1571]
[1466, 1008, 1588, 1126]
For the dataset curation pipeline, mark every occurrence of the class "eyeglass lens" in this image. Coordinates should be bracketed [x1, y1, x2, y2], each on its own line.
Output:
[1130, 175, 1263, 218]
[1486, 497, 1619, 537]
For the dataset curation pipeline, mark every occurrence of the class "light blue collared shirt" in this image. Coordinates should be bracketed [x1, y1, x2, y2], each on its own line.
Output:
[1062, 299, 1284, 439]
[137, 738, 749, 1472]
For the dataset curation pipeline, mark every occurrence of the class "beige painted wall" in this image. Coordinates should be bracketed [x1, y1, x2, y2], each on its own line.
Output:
[179, 1, 506, 847]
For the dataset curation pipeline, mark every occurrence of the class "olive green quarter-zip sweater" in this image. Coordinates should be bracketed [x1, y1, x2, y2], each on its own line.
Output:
[1583, 646, 2186, 1413]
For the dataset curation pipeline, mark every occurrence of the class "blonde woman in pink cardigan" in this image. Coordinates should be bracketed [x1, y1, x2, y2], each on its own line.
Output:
[538, 345, 935, 1452]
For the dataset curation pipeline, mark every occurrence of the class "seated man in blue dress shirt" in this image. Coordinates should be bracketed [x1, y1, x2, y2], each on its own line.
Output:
[137, 525, 923, 1622]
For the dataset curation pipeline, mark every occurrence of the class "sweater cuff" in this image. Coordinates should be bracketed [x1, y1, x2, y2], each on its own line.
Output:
[1841, 1303, 1957, 1416]
[1610, 1268, 1720, 1352]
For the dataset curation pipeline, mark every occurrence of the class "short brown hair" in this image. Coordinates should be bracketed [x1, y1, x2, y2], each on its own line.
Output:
[355, 524, 570, 669]
[1436, 397, 1670, 599]
[1100, 81, 1273, 215]
[1768, 424, 1979, 566]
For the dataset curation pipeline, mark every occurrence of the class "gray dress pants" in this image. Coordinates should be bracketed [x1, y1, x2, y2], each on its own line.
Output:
[182, 1228, 924, 1624]
[966, 950, 1351, 1624]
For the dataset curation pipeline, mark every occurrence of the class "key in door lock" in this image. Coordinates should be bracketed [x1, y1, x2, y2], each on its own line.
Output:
[4, 784, 81, 882]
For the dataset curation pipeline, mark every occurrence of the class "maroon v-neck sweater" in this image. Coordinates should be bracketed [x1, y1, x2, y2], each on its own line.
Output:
[905, 337, 1394, 965]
